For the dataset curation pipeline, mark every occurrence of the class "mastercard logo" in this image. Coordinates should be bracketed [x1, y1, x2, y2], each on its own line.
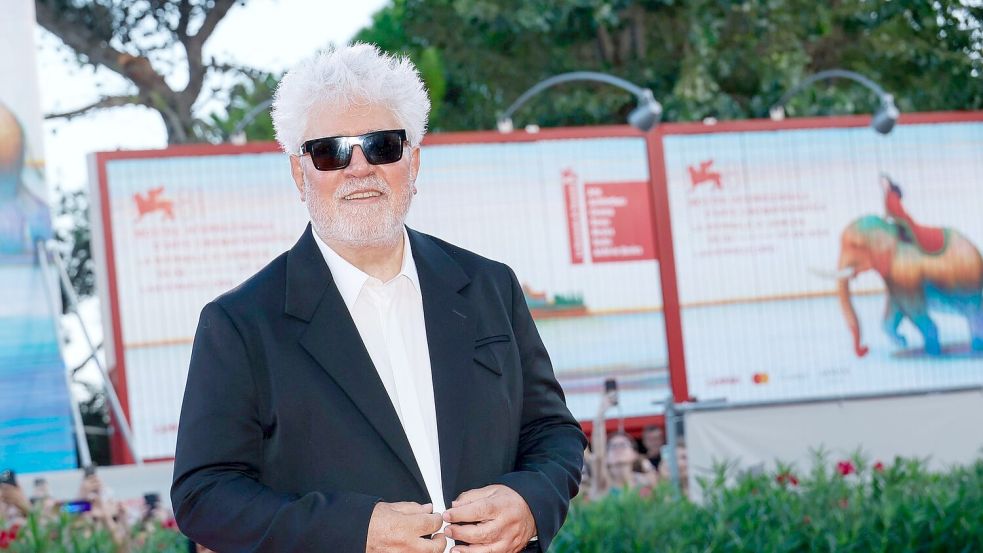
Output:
[752, 373, 770, 384]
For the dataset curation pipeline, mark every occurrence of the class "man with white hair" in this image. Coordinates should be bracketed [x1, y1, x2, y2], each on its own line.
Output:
[171, 44, 586, 553]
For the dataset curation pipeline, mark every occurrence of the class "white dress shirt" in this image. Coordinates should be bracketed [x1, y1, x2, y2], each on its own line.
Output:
[312, 228, 452, 549]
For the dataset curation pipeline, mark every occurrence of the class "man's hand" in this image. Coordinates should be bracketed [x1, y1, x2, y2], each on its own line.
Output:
[366, 501, 446, 553]
[442, 485, 536, 553]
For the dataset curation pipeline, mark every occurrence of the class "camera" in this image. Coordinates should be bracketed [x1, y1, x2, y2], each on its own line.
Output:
[604, 378, 619, 405]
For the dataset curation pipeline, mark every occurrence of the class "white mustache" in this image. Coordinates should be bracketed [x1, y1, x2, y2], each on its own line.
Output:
[334, 177, 390, 200]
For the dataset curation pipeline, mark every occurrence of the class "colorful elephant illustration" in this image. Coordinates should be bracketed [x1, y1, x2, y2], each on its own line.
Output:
[837, 177, 983, 357]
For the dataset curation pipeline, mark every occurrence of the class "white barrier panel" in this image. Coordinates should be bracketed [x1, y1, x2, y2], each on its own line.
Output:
[27, 461, 175, 509]
[684, 388, 983, 502]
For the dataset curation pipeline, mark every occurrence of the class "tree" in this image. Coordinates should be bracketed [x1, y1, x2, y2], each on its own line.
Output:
[354, 0, 983, 132]
[198, 71, 279, 143]
[53, 186, 95, 302]
[76, 380, 112, 468]
[36, 0, 246, 144]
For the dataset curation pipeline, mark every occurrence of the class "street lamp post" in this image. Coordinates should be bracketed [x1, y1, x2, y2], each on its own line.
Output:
[770, 69, 900, 134]
[497, 71, 663, 133]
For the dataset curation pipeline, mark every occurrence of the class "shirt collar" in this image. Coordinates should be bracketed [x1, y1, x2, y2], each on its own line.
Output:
[311, 227, 420, 311]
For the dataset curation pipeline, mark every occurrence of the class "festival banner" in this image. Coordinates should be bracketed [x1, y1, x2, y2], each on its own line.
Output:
[0, 0, 78, 472]
[662, 116, 983, 404]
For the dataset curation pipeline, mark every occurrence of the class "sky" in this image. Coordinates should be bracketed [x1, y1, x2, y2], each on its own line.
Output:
[36, 0, 389, 193]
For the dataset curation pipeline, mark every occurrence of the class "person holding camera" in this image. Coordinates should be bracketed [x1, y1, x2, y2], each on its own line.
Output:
[588, 381, 659, 500]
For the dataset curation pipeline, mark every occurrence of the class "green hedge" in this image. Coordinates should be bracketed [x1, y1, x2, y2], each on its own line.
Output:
[552, 453, 983, 552]
[3, 454, 980, 552]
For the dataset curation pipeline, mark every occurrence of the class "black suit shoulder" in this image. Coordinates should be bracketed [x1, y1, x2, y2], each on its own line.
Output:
[416, 231, 513, 284]
[210, 251, 290, 322]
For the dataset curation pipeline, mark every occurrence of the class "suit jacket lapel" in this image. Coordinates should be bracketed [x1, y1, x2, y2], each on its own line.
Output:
[285, 224, 428, 498]
[408, 228, 476, 506]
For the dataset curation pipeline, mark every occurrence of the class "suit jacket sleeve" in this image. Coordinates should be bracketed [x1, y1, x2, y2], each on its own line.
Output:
[171, 302, 380, 553]
[492, 266, 588, 552]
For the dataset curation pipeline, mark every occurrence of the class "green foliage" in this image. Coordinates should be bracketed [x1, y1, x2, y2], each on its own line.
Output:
[353, 2, 450, 129]
[2, 455, 980, 551]
[0, 513, 187, 553]
[552, 454, 983, 552]
[198, 72, 279, 143]
[53, 187, 94, 301]
[354, 0, 983, 132]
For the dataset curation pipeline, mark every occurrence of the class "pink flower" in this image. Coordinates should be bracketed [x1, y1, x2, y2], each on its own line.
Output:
[638, 485, 653, 498]
[873, 461, 885, 473]
[836, 460, 856, 476]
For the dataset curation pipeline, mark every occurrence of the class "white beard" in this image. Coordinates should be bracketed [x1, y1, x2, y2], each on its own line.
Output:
[305, 172, 414, 249]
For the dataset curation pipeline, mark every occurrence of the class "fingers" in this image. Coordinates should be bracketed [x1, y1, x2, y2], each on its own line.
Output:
[402, 535, 447, 553]
[391, 501, 433, 514]
[443, 496, 499, 524]
[382, 501, 441, 535]
[427, 533, 448, 553]
[412, 512, 445, 536]
[445, 520, 502, 546]
[451, 485, 497, 508]
[449, 544, 497, 553]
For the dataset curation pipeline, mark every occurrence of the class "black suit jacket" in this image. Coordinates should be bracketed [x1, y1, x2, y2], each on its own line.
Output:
[171, 225, 586, 552]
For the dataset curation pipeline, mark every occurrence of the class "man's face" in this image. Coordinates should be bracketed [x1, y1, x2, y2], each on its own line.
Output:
[642, 428, 664, 453]
[290, 102, 420, 248]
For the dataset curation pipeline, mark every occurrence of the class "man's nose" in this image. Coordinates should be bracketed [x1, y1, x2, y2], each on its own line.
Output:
[343, 145, 373, 177]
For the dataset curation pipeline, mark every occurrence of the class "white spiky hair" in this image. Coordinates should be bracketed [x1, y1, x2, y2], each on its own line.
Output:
[271, 42, 431, 153]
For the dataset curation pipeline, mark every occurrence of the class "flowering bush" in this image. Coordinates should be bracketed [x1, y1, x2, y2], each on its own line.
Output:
[0, 513, 186, 553]
[552, 453, 983, 552]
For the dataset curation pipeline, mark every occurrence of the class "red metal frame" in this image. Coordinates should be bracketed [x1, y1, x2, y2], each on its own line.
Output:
[94, 155, 130, 465]
[94, 111, 983, 463]
[646, 132, 690, 402]
[581, 414, 666, 440]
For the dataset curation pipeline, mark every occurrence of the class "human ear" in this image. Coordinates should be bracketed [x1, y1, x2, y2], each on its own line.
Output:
[289, 155, 307, 201]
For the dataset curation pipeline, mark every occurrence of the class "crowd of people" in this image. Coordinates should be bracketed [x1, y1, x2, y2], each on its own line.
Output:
[580, 384, 689, 501]
[0, 469, 211, 552]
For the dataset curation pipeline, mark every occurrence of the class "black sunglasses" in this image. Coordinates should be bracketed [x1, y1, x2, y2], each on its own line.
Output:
[299, 129, 407, 171]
